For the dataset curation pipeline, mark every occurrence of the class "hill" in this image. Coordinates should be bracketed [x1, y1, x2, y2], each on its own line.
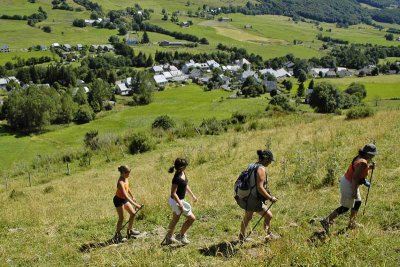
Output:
[0, 109, 399, 266]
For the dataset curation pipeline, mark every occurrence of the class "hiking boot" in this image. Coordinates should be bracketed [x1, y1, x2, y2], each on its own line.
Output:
[320, 218, 330, 233]
[265, 232, 281, 241]
[127, 229, 140, 239]
[348, 222, 364, 230]
[162, 236, 180, 246]
[175, 233, 190, 245]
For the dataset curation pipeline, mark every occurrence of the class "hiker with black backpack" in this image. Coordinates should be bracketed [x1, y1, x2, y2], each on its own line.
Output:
[320, 144, 377, 233]
[112, 165, 143, 243]
[162, 158, 198, 246]
[235, 149, 280, 242]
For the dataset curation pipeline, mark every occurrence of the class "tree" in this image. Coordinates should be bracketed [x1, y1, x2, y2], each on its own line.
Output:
[283, 80, 293, 91]
[269, 95, 294, 112]
[309, 82, 341, 113]
[371, 67, 379, 76]
[297, 82, 305, 97]
[6, 86, 58, 132]
[73, 19, 86, 27]
[152, 115, 176, 130]
[108, 35, 119, 44]
[75, 104, 95, 124]
[141, 31, 150, 44]
[162, 14, 168, 21]
[344, 82, 366, 99]
[298, 69, 307, 83]
[42, 26, 52, 33]
[56, 92, 78, 124]
[88, 79, 111, 112]
[118, 26, 127, 35]
[73, 87, 88, 105]
[308, 79, 314, 89]
[385, 33, 394, 41]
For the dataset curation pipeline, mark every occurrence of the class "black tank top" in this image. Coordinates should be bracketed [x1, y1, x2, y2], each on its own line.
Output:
[172, 172, 188, 199]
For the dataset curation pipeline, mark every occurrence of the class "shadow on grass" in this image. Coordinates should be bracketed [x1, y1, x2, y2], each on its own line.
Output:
[0, 124, 51, 138]
[307, 227, 349, 246]
[199, 240, 240, 258]
[79, 238, 116, 253]
[199, 240, 266, 258]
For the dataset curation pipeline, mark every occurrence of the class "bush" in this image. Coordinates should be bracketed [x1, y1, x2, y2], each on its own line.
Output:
[199, 117, 227, 135]
[346, 106, 375, 120]
[175, 121, 198, 138]
[152, 115, 176, 130]
[269, 95, 295, 112]
[75, 105, 95, 124]
[128, 132, 155, 154]
[231, 112, 247, 124]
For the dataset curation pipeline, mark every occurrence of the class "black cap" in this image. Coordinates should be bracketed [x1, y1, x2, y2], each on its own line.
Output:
[360, 144, 378, 156]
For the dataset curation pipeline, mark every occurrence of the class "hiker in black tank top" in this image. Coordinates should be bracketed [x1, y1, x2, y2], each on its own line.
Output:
[162, 158, 198, 246]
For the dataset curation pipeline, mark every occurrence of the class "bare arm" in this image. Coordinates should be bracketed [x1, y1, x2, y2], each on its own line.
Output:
[351, 162, 368, 198]
[186, 185, 198, 202]
[256, 167, 275, 201]
[127, 189, 141, 209]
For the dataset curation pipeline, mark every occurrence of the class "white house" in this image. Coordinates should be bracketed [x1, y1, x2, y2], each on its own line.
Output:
[0, 45, 10, 53]
[0, 78, 7, 89]
[235, 58, 251, 68]
[311, 68, 330, 78]
[207, 60, 220, 69]
[153, 75, 168, 85]
[260, 68, 291, 79]
[51, 43, 61, 49]
[163, 72, 173, 80]
[152, 65, 164, 74]
[115, 82, 130, 96]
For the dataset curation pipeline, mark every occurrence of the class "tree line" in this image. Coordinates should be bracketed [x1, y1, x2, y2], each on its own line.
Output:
[142, 23, 209, 44]
[215, 0, 400, 25]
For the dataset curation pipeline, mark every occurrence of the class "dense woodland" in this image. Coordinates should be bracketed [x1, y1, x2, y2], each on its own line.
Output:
[218, 0, 400, 25]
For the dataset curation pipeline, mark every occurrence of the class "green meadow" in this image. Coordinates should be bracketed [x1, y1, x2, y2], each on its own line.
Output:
[0, 84, 266, 170]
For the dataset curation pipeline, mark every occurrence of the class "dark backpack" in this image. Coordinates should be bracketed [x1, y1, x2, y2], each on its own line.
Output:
[234, 164, 259, 199]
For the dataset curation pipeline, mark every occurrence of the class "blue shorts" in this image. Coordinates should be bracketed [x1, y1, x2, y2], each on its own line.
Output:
[113, 196, 128, 208]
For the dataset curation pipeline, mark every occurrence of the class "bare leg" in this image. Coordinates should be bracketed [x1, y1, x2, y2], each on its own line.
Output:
[240, 211, 254, 237]
[166, 212, 181, 239]
[180, 213, 196, 236]
[257, 210, 273, 234]
[124, 202, 136, 231]
[348, 209, 358, 227]
[115, 206, 124, 233]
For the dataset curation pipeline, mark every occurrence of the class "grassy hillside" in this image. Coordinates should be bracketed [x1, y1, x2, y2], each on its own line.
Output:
[0, 109, 399, 266]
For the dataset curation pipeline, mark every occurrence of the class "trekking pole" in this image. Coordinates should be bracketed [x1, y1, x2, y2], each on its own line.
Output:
[244, 201, 275, 241]
[120, 204, 144, 232]
[362, 162, 375, 215]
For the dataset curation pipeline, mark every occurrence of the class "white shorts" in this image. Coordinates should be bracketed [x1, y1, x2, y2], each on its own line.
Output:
[168, 197, 192, 216]
[339, 176, 361, 208]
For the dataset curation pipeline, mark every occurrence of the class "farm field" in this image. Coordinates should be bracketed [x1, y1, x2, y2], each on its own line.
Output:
[0, 107, 399, 266]
[0, 50, 55, 65]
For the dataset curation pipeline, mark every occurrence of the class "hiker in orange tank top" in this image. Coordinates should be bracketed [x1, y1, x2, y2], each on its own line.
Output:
[320, 144, 377, 233]
[112, 165, 143, 243]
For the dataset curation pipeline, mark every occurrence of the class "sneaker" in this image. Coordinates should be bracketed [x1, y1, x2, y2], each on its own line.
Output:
[238, 233, 253, 243]
[127, 229, 140, 239]
[175, 233, 190, 245]
[112, 232, 123, 244]
[162, 235, 180, 246]
[348, 222, 364, 230]
[265, 232, 281, 241]
[320, 218, 330, 233]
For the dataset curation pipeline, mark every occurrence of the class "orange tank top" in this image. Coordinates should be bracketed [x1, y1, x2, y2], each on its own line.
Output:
[345, 158, 369, 182]
[115, 179, 129, 199]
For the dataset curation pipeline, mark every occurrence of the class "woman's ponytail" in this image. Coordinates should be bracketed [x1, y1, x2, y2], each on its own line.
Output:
[168, 166, 175, 173]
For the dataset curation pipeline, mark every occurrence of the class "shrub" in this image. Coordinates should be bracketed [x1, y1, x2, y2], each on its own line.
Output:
[152, 115, 176, 130]
[128, 133, 155, 154]
[346, 106, 375, 120]
[75, 105, 95, 124]
[231, 112, 247, 124]
[199, 117, 226, 135]
[269, 95, 295, 112]
[175, 121, 198, 138]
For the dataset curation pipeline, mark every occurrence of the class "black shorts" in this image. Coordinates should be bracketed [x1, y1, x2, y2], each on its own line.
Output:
[113, 195, 128, 208]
